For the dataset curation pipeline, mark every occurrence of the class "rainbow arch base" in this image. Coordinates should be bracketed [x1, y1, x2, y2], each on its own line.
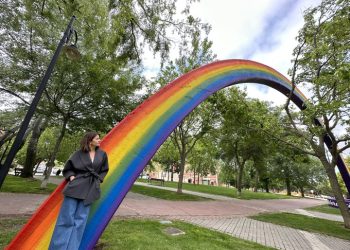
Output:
[7, 59, 350, 249]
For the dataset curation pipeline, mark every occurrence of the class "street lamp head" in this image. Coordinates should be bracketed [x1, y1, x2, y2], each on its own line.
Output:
[63, 27, 81, 60]
[63, 44, 81, 60]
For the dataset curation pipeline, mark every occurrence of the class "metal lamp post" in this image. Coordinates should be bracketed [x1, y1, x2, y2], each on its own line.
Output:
[0, 16, 78, 188]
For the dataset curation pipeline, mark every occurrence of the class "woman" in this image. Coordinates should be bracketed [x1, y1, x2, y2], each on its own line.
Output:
[49, 132, 109, 250]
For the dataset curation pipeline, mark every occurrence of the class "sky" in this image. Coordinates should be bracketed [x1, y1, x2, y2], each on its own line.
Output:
[142, 0, 322, 105]
[142, 0, 350, 156]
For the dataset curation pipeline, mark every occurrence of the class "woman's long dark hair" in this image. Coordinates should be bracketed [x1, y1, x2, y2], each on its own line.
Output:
[80, 131, 99, 152]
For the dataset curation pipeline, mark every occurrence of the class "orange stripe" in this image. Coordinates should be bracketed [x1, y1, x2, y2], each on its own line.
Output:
[6, 181, 66, 249]
[100, 60, 252, 152]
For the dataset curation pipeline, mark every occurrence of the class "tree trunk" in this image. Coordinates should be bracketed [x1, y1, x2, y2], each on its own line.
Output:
[193, 168, 196, 184]
[33, 160, 42, 175]
[177, 153, 186, 194]
[21, 117, 46, 178]
[286, 177, 292, 196]
[197, 172, 200, 185]
[300, 186, 305, 198]
[0, 126, 33, 165]
[237, 163, 244, 196]
[0, 125, 20, 148]
[171, 165, 174, 182]
[324, 162, 350, 228]
[264, 179, 269, 193]
[254, 169, 258, 192]
[41, 119, 67, 188]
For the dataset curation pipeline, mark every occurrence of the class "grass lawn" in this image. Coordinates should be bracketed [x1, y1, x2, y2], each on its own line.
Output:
[0, 216, 29, 249]
[251, 212, 350, 241]
[130, 185, 210, 201]
[137, 178, 294, 200]
[305, 204, 342, 215]
[0, 175, 57, 194]
[99, 219, 274, 250]
[1, 216, 273, 250]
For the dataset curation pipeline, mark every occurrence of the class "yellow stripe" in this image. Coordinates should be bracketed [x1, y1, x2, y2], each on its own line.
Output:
[103, 66, 228, 180]
[103, 64, 299, 182]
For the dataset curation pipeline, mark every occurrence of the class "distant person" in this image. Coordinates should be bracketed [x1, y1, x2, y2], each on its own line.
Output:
[49, 131, 109, 250]
[55, 169, 61, 176]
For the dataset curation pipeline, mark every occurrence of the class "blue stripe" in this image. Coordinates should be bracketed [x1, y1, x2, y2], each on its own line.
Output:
[80, 68, 305, 249]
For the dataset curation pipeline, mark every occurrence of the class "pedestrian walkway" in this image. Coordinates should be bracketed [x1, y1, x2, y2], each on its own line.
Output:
[134, 181, 239, 200]
[135, 182, 344, 222]
[132, 181, 350, 249]
[2, 179, 349, 250]
[171, 216, 350, 250]
[291, 208, 344, 222]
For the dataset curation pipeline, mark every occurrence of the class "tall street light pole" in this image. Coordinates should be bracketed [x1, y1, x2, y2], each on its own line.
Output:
[0, 16, 77, 188]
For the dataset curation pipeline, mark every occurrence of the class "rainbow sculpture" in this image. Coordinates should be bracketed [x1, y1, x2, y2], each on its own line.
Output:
[7, 59, 350, 249]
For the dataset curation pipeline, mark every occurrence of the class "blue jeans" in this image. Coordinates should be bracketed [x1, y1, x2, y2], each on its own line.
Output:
[49, 196, 90, 250]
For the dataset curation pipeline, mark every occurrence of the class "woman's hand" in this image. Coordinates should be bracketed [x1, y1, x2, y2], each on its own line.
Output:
[69, 176, 75, 181]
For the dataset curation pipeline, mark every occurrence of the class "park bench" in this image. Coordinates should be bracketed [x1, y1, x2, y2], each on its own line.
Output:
[148, 177, 165, 186]
[14, 168, 23, 176]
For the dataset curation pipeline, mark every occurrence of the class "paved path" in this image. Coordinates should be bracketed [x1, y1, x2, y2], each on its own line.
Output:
[174, 216, 350, 250]
[116, 191, 327, 218]
[135, 181, 236, 200]
[0, 192, 48, 216]
[291, 208, 344, 222]
[133, 182, 344, 221]
[2, 178, 349, 250]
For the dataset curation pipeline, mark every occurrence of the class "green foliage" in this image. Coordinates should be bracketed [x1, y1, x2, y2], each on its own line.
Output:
[214, 87, 280, 192]
[153, 139, 180, 172]
[152, 26, 216, 192]
[0, 0, 211, 176]
[268, 151, 327, 195]
[15, 127, 82, 166]
[188, 135, 218, 179]
[286, 0, 350, 225]
[0, 0, 210, 130]
[288, 0, 350, 155]
[0, 109, 26, 131]
[218, 163, 236, 187]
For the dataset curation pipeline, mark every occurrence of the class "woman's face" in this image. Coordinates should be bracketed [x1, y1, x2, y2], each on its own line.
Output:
[90, 135, 101, 148]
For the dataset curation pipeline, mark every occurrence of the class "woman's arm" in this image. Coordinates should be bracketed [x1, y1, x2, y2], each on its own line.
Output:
[98, 153, 109, 183]
[62, 159, 76, 181]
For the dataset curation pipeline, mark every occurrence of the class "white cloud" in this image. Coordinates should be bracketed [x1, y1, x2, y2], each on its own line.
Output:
[142, 0, 322, 105]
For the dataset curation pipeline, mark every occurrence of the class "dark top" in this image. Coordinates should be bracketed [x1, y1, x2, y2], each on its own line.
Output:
[62, 148, 109, 205]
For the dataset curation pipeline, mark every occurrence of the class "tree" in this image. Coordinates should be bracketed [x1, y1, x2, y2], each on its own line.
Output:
[0, 109, 28, 151]
[152, 139, 180, 181]
[219, 162, 236, 187]
[0, 0, 139, 183]
[269, 149, 327, 197]
[292, 155, 327, 197]
[154, 29, 216, 193]
[21, 116, 47, 177]
[170, 101, 217, 193]
[285, 0, 350, 227]
[188, 136, 218, 184]
[1, 0, 209, 187]
[217, 87, 279, 196]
